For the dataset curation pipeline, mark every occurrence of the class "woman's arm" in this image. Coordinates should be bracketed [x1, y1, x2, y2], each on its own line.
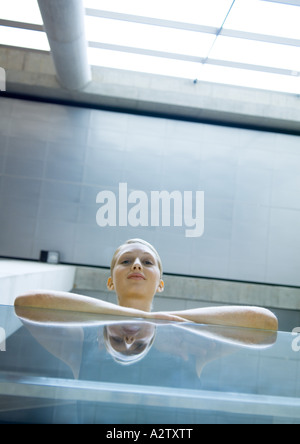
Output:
[14, 292, 278, 330]
[14, 290, 183, 322]
[168, 305, 278, 331]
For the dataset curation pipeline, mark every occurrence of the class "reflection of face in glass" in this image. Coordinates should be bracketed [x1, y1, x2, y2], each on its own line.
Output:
[103, 322, 156, 365]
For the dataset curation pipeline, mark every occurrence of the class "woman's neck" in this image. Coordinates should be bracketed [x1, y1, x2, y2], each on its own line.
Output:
[118, 296, 152, 313]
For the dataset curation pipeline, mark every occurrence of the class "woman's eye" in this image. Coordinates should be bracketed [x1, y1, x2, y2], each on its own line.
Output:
[144, 260, 153, 265]
[120, 258, 153, 265]
[134, 342, 146, 352]
[111, 336, 123, 344]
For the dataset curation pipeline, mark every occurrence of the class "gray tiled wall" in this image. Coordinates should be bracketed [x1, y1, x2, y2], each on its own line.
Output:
[0, 96, 300, 287]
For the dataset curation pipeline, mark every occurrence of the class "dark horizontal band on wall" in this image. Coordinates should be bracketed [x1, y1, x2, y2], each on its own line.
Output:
[2, 90, 300, 137]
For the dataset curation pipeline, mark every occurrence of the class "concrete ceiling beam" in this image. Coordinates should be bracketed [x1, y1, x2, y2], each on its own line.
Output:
[37, 0, 91, 91]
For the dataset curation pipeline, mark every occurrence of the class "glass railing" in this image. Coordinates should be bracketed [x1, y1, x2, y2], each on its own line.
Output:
[0, 305, 299, 424]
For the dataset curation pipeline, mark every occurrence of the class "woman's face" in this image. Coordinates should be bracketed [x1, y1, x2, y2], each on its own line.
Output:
[108, 243, 164, 311]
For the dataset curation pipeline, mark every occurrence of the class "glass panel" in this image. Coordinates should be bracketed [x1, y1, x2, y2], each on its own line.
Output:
[0, 0, 43, 25]
[0, 305, 299, 424]
[85, 16, 215, 58]
[210, 35, 300, 72]
[84, 0, 234, 27]
[0, 26, 49, 51]
[88, 45, 300, 94]
[197, 64, 300, 95]
[88, 47, 200, 79]
[224, 0, 300, 40]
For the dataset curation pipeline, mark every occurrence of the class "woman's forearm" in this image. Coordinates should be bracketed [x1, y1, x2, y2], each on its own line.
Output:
[14, 290, 150, 319]
[169, 306, 278, 331]
[14, 291, 185, 322]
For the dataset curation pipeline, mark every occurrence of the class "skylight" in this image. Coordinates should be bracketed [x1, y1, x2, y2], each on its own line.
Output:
[85, 16, 216, 58]
[84, 0, 300, 94]
[0, 26, 49, 51]
[0, 0, 43, 25]
[224, 0, 300, 40]
[0, 0, 299, 95]
[84, 0, 234, 28]
[0, 0, 48, 50]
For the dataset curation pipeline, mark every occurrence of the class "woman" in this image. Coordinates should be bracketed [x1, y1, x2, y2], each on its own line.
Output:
[14, 238, 278, 331]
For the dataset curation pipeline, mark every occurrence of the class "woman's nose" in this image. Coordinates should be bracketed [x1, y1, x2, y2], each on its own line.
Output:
[132, 259, 142, 270]
[124, 336, 135, 346]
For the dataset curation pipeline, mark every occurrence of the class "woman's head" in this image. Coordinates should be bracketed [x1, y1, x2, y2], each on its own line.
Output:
[107, 239, 164, 311]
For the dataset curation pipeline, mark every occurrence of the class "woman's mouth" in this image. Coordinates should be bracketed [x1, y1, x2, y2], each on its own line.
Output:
[127, 273, 146, 280]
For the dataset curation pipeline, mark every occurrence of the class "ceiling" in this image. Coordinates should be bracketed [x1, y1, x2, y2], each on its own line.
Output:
[0, 0, 300, 95]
